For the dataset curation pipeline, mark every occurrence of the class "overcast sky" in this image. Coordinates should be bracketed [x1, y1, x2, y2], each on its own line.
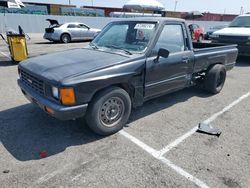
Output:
[23, 0, 250, 14]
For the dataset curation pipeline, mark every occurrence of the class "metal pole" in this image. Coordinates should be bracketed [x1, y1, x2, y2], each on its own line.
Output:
[69, 0, 71, 5]
[240, 6, 243, 14]
[174, 1, 178, 11]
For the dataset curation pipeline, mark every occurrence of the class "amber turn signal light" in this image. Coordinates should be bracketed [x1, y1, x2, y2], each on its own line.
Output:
[60, 88, 76, 105]
[45, 106, 54, 114]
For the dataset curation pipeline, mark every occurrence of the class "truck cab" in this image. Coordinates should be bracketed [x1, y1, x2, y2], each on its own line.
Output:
[18, 18, 238, 135]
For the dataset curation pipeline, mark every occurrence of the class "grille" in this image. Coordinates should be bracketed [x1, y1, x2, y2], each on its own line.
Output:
[219, 35, 248, 44]
[20, 69, 45, 95]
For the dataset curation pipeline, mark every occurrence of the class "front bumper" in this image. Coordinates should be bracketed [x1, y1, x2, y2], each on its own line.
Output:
[212, 39, 250, 55]
[18, 79, 88, 120]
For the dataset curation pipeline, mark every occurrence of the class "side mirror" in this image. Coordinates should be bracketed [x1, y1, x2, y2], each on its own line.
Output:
[155, 48, 169, 62]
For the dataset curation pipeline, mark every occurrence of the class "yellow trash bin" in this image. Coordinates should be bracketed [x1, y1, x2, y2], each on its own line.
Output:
[7, 34, 28, 63]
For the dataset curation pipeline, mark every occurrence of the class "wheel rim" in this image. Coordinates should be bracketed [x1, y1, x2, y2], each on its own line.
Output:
[99, 97, 125, 127]
[216, 71, 224, 88]
[63, 36, 69, 43]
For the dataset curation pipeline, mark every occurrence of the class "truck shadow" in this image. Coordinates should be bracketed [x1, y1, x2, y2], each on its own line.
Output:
[236, 56, 250, 67]
[128, 87, 211, 124]
[0, 60, 16, 67]
[0, 104, 103, 161]
[0, 87, 211, 161]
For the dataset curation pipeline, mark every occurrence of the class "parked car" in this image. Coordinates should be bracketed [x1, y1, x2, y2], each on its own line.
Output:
[43, 19, 101, 43]
[18, 18, 238, 135]
[188, 24, 205, 42]
[211, 14, 250, 56]
[205, 25, 228, 40]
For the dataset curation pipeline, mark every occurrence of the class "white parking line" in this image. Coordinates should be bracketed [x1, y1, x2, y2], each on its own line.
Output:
[0, 51, 11, 60]
[71, 173, 82, 181]
[158, 91, 250, 157]
[119, 130, 209, 188]
[35, 163, 72, 185]
[158, 126, 198, 156]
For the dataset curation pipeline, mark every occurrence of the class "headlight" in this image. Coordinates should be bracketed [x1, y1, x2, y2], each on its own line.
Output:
[60, 88, 76, 105]
[52, 86, 59, 99]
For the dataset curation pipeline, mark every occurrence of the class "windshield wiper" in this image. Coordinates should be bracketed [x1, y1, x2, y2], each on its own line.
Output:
[105, 45, 133, 55]
[89, 43, 99, 49]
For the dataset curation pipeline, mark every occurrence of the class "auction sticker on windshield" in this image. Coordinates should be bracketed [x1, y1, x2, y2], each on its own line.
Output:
[134, 23, 155, 30]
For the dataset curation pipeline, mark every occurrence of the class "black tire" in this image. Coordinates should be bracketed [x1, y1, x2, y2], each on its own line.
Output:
[86, 87, 132, 136]
[61, 33, 71, 43]
[204, 64, 226, 94]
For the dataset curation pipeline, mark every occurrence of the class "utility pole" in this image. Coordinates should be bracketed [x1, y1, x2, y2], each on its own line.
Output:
[240, 6, 244, 14]
[69, 0, 71, 5]
[174, 0, 178, 11]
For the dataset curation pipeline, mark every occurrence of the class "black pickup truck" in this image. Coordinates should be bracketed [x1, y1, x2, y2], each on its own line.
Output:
[18, 18, 238, 135]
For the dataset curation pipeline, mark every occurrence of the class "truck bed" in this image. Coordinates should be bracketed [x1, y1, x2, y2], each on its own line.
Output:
[193, 42, 238, 73]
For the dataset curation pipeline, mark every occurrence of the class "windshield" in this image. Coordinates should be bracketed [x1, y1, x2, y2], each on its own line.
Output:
[91, 22, 157, 53]
[229, 16, 250, 27]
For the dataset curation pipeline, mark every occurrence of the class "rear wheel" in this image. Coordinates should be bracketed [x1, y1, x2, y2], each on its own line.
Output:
[61, 34, 71, 43]
[86, 87, 131, 135]
[204, 64, 226, 94]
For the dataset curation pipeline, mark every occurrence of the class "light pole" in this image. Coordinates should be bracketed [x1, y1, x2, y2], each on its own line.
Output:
[240, 6, 244, 14]
[69, 0, 71, 5]
[174, 0, 178, 12]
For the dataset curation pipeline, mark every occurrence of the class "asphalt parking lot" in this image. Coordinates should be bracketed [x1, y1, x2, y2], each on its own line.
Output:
[0, 34, 249, 188]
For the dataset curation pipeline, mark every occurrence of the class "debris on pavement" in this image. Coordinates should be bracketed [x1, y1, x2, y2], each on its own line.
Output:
[3, 170, 10, 174]
[39, 150, 47, 158]
[197, 123, 222, 137]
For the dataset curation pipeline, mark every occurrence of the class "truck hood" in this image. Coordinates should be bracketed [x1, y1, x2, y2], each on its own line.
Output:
[19, 48, 130, 83]
[214, 27, 250, 36]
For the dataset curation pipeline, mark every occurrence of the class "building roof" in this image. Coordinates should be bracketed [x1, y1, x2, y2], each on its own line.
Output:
[123, 0, 165, 11]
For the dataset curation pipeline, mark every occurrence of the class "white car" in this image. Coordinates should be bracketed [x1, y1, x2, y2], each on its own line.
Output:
[211, 14, 250, 55]
[43, 19, 101, 43]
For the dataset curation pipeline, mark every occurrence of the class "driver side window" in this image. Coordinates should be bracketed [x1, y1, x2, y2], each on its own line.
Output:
[154, 24, 185, 54]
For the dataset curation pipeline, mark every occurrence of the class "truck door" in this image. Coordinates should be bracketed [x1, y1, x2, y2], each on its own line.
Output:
[145, 23, 194, 99]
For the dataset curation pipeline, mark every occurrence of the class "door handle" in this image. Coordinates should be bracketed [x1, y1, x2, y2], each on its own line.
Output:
[182, 57, 189, 63]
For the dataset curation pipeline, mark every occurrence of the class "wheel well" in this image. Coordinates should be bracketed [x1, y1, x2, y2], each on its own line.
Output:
[206, 62, 223, 72]
[61, 33, 71, 40]
[193, 63, 223, 85]
[91, 84, 134, 102]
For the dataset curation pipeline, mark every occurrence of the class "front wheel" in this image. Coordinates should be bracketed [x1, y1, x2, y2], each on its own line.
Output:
[204, 64, 226, 94]
[86, 87, 131, 135]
